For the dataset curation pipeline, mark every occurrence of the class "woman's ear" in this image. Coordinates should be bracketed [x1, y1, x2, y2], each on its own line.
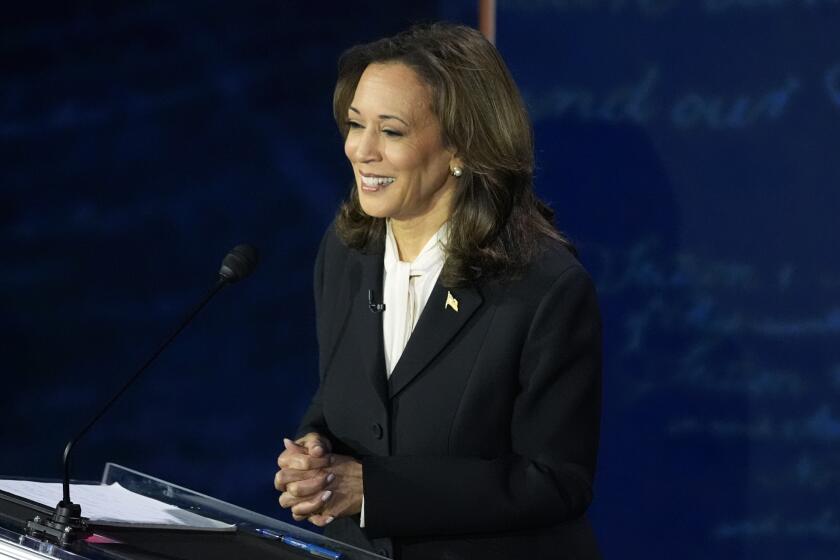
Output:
[449, 156, 464, 177]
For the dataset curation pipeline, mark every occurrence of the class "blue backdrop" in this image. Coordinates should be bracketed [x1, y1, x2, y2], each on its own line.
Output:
[2, 1, 838, 559]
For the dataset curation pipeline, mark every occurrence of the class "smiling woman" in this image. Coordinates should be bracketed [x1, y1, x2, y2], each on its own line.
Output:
[344, 62, 458, 256]
[332, 23, 574, 287]
[274, 23, 602, 560]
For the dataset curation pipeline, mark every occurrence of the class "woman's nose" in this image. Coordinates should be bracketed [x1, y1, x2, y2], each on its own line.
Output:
[354, 129, 381, 162]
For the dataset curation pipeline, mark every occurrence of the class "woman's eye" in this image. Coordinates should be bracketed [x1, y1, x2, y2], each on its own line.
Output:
[346, 120, 363, 129]
[383, 129, 404, 138]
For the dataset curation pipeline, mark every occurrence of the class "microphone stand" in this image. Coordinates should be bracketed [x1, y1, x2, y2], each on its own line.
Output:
[25, 277, 230, 546]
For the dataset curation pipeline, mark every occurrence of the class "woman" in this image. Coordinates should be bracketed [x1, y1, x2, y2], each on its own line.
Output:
[274, 23, 602, 560]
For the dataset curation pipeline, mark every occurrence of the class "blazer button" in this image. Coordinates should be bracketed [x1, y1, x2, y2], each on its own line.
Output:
[370, 423, 383, 440]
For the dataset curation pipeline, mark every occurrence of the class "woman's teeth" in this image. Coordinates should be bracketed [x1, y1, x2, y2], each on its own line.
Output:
[361, 176, 395, 187]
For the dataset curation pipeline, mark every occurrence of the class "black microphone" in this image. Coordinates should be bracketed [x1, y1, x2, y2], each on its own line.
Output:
[368, 289, 386, 313]
[26, 244, 259, 546]
[218, 244, 259, 283]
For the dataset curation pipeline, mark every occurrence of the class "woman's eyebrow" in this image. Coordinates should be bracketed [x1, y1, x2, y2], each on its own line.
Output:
[349, 106, 409, 127]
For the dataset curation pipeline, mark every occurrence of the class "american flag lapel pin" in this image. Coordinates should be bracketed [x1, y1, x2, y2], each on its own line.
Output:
[445, 290, 459, 312]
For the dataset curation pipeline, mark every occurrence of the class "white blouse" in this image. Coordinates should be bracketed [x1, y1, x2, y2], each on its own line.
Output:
[382, 220, 448, 377]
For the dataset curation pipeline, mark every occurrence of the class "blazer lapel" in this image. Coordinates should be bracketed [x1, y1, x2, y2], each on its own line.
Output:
[387, 282, 482, 399]
[352, 249, 389, 409]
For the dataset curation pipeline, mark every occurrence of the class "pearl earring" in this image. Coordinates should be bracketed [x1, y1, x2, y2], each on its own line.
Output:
[451, 167, 463, 177]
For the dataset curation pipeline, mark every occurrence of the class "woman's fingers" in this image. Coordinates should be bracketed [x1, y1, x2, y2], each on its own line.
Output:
[294, 433, 332, 458]
[283, 438, 305, 452]
[277, 436, 317, 467]
[275, 434, 339, 521]
[279, 488, 325, 509]
[292, 457, 364, 527]
[289, 490, 333, 517]
[277, 442, 333, 470]
[286, 472, 334, 497]
[278, 491, 297, 509]
[304, 488, 355, 527]
[307, 513, 336, 527]
[274, 467, 315, 492]
[278, 452, 333, 470]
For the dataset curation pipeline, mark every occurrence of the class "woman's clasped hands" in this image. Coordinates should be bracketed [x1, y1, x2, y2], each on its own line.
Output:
[274, 432, 363, 527]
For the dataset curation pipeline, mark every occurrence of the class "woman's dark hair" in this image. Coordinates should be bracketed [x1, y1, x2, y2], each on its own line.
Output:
[333, 22, 574, 286]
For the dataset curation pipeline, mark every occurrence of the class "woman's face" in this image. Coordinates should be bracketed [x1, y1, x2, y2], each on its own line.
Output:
[344, 63, 459, 223]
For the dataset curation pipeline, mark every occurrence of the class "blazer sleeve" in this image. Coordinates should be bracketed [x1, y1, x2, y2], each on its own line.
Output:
[296, 226, 336, 442]
[362, 264, 602, 538]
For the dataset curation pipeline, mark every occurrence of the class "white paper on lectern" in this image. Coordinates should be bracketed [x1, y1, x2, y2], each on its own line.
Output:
[0, 480, 235, 531]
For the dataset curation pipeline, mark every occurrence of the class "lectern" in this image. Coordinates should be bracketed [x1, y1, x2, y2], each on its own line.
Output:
[0, 464, 385, 560]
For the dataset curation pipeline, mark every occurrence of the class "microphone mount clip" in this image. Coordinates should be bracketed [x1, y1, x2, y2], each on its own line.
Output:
[25, 501, 90, 546]
[368, 290, 386, 313]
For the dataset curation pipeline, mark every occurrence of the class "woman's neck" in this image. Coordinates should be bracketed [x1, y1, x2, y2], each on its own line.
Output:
[390, 213, 448, 262]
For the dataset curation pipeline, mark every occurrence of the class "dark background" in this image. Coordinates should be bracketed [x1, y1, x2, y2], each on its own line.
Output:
[2, 1, 839, 558]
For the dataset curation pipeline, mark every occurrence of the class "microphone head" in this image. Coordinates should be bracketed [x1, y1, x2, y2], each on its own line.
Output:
[218, 244, 259, 283]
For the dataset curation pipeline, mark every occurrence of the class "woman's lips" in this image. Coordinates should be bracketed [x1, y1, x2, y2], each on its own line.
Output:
[360, 174, 395, 191]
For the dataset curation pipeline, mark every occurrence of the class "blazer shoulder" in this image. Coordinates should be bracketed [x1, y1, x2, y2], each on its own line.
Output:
[316, 223, 353, 272]
[314, 222, 349, 298]
[482, 237, 596, 322]
[319, 222, 346, 257]
[520, 236, 593, 294]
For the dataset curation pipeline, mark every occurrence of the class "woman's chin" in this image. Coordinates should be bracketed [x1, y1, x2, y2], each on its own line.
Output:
[358, 197, 393, 219]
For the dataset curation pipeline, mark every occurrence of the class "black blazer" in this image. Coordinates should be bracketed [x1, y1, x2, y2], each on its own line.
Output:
[298, 225, 602, 560]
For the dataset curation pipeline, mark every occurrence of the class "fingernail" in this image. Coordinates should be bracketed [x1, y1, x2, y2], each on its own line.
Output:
[325, 516, 335, 524]
[326, 473, 336, 484]
[321, 490, 332, 502]
[283, 438, 293, 447]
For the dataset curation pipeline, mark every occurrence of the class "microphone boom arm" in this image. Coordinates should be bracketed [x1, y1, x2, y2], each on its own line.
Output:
[27, 243, 257, 546]
[60, 278, 228, 505]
